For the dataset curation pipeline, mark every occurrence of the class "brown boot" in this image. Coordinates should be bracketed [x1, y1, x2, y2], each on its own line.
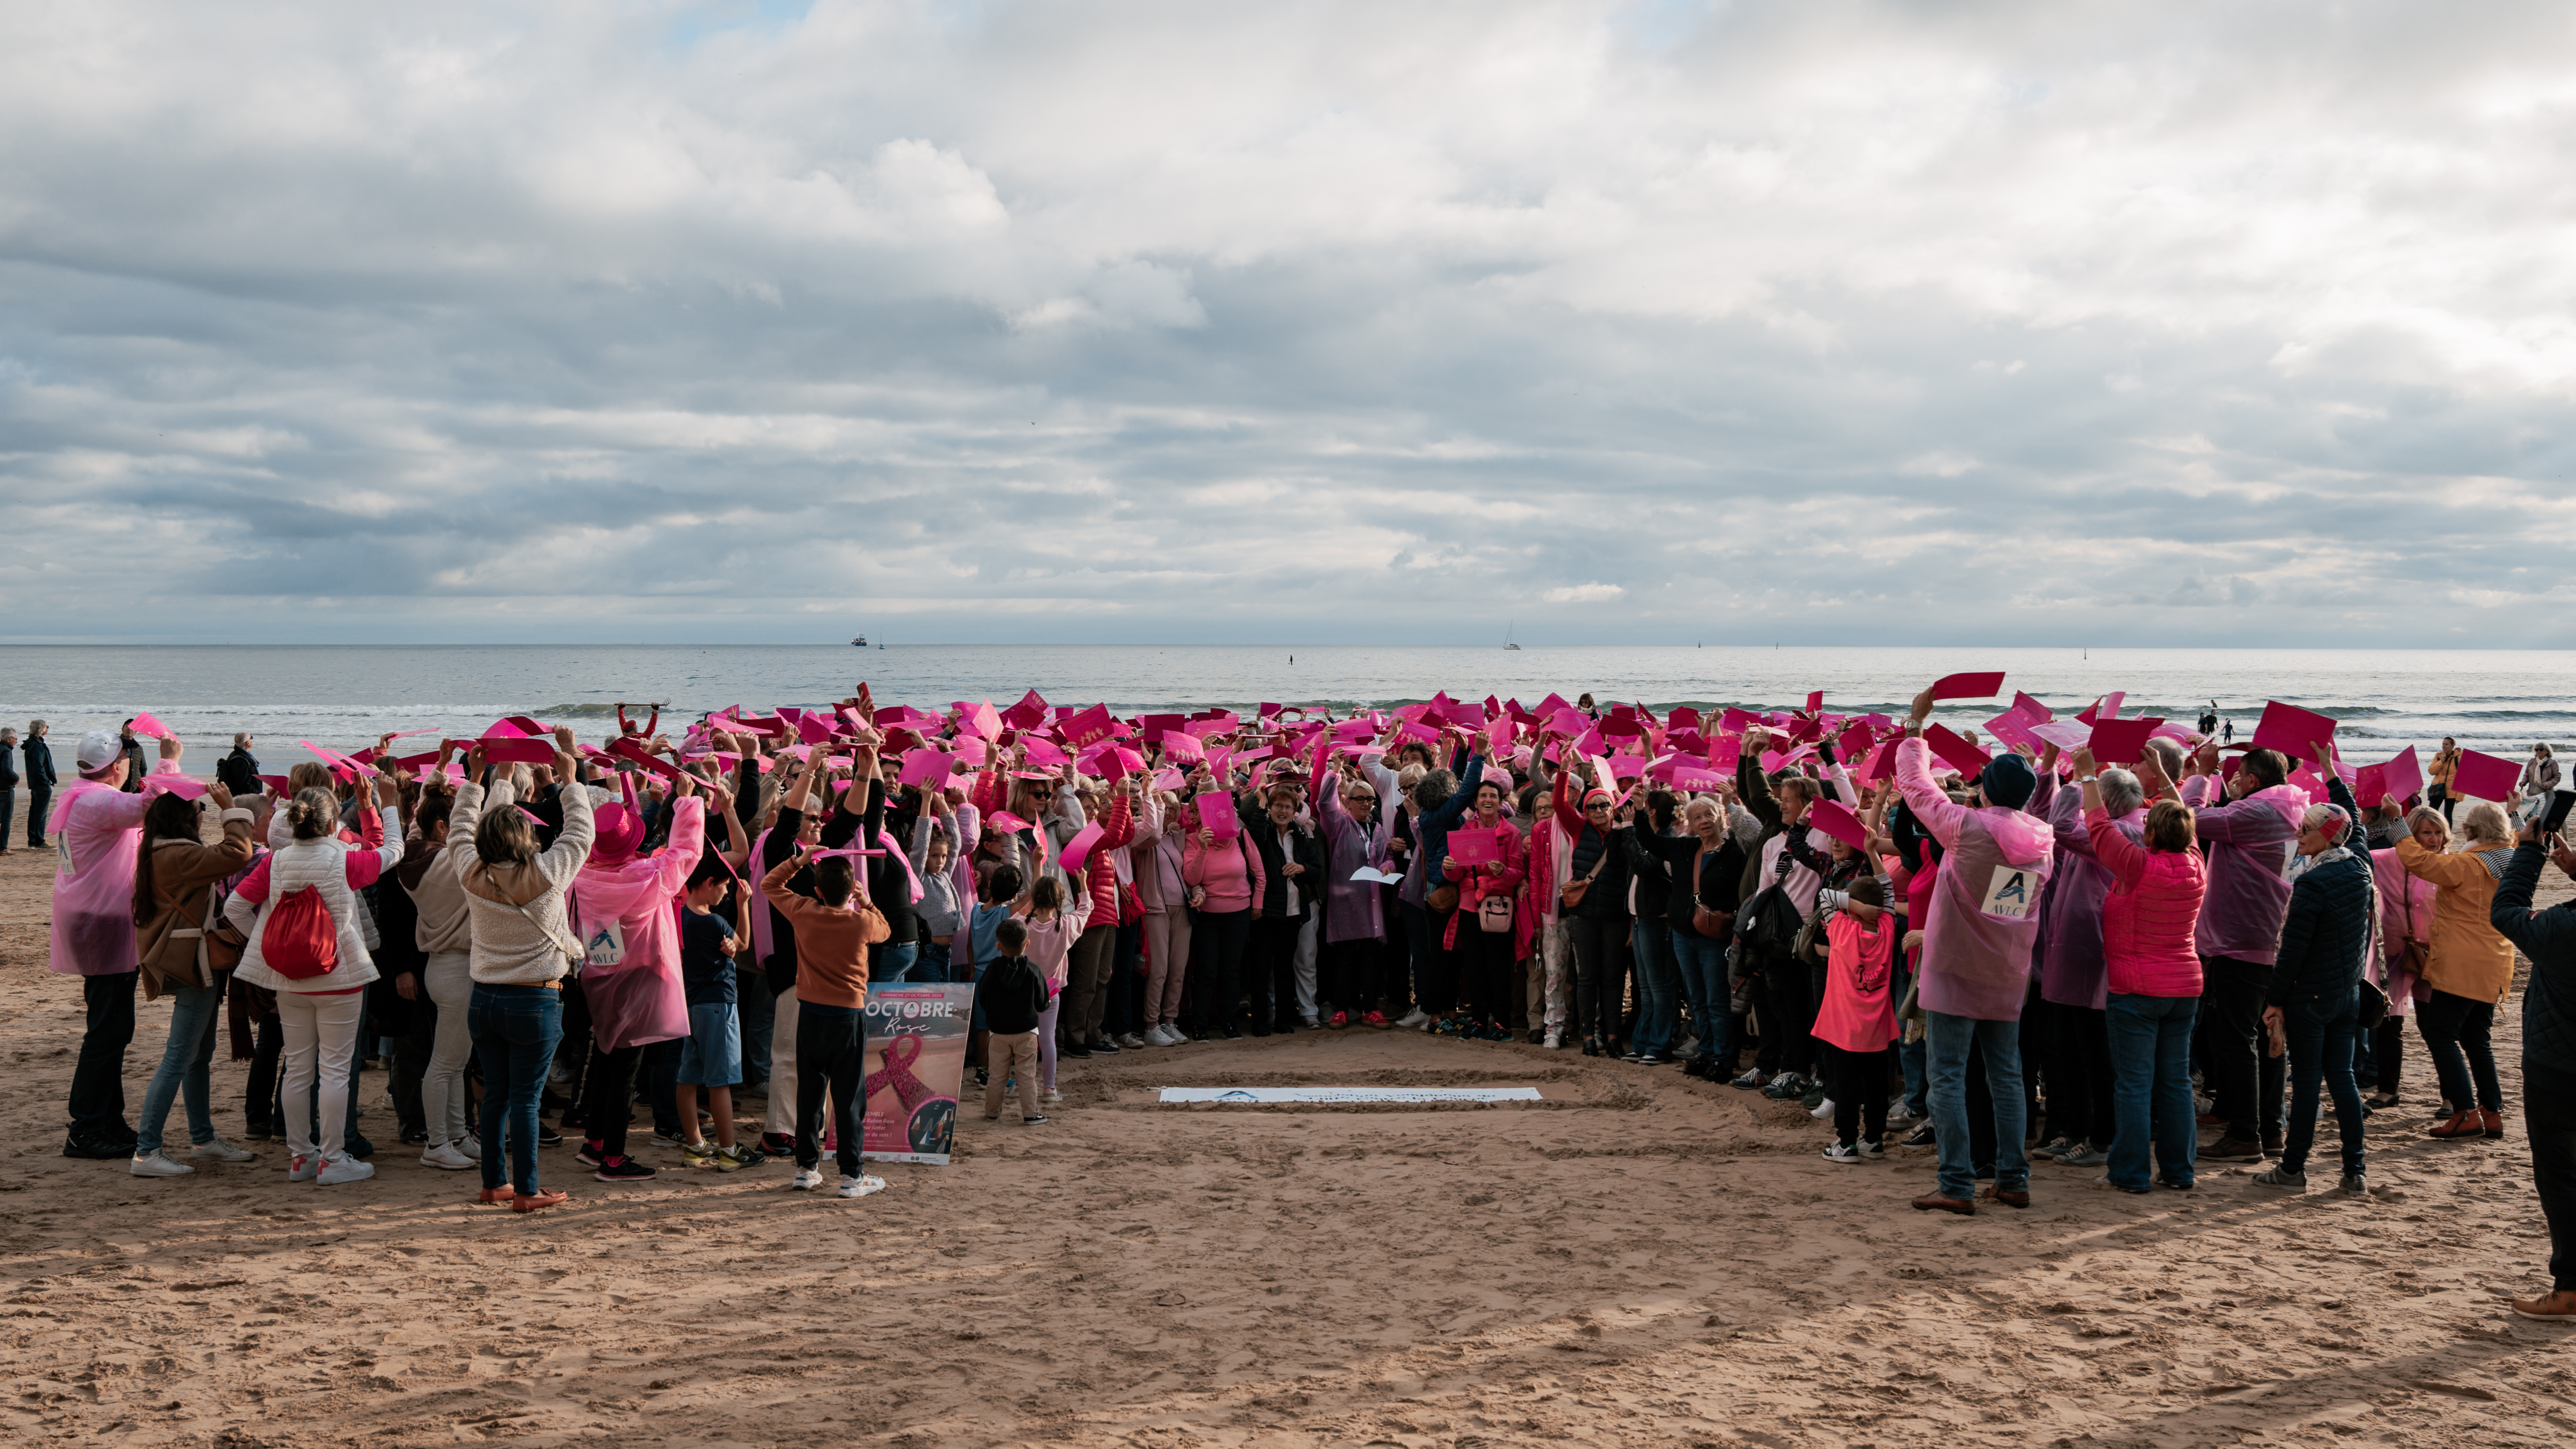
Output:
[2510, 1288, 2576, 1321]
[2428, 1109, 2484, 1139]
[2480, 1109, 2505, 1139]
[1911, 1191, 1974, 1215]
[1978, 1185, 2031, 1209]
[2205, 1135, 2265, 1162]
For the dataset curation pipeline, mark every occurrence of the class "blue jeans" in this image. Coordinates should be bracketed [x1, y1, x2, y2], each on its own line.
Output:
[1893, 959, 1927, 1113]
[1671, 929, 1729, 1064]
[470, 983, 563, 1195]
[2106, 992, 2198, 1190]
[869, 939, 923, 983]
[2282, 988, 2364, 1178]
[136, 983, 224, 1156]
[1926, 1009, 2028, 1199]
[1629, 920, 1681, 1054]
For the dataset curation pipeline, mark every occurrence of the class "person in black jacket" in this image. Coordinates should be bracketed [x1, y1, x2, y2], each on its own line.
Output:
[1614, 788, 1684, 1064]
[0, 726, 16, 857]
[1559, 782, 1633, 1057]
[1240, 784, 1322, 1036]
[2254, 794, 2374, 1195]
[975, 919, 1050, 1124]
[2491, 824, 2576, 1320]
[218, 733, 261, 799]
[1629, 792, 1750, 1077]
[24, 720, 54, 849]
[117, 721, 147, 793]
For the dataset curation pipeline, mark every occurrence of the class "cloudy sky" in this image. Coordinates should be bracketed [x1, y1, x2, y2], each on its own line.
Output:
[4, 1, 2573, 646]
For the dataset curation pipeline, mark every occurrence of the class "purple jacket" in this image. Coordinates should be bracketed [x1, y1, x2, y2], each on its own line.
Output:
[1316, 759, 1399, 944]
[1897, 739, 2054, 1021]
[2186, 779, 2303, 966]
[2036, 778, 2142, 1012]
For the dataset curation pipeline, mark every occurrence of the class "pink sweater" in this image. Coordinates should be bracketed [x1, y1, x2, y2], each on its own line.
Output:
[2084, 804, 2206, 997]
[1181, 807, 1265, 913]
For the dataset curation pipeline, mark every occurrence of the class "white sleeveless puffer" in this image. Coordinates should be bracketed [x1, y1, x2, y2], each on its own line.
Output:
[226, 807, 403, 995]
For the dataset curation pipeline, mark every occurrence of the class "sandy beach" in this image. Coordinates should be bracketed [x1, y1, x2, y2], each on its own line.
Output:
[2, 843, 2571, 1448]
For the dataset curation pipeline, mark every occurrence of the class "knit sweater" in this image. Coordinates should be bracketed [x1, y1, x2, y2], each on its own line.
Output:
[759, 855, 890, 1009]
[446, 777, 596, 985]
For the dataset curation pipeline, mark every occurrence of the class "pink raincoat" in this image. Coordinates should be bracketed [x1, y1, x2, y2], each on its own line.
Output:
[1895, 738, 2054, 1020]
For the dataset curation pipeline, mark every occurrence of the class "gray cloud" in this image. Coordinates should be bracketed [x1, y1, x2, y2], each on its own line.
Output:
[3, 0, 2574, 646]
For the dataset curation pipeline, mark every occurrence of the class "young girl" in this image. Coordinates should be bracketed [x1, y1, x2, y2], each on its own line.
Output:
[1811, 876, 1899, 1163]
[1014, 874, 1093, 1105]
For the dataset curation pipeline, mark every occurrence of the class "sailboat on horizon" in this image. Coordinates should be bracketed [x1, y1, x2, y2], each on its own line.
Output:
[1504, 622, 1522, 651]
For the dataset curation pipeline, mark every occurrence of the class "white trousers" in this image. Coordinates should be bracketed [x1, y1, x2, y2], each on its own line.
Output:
[278, 989, 365, 1162]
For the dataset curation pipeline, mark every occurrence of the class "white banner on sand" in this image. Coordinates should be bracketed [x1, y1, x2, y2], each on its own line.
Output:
[1157, 1086, 1544, 1104]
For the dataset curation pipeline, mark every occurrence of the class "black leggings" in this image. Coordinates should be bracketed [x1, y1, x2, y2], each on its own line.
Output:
[580, 1042, 643, 1158]
[1763, 956, 1815, 1077]
[1247, 917, 1302, 1031]
[1822, 1042, 1893, 1146]
[1188, 908, 1253, 1031]
[1564, 914, 1625, 1040]
[1458, 915, 1516, 1025]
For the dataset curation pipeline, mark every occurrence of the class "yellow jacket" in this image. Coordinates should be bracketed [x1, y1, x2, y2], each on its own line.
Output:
[2392, 839, 2515, 1003]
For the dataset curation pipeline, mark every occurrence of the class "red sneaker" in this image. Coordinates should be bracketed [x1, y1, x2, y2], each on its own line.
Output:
[1328, 1011, 1349, 1029]
[1362, 1011, 1389, 1029]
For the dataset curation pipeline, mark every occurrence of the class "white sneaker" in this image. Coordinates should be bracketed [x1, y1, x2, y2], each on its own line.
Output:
[1821, 1142, 1865, 1164]
[790, 1167, 825, 1190]
[1810, 1097, 1837, 1120]
[315, 1156, 376, 1186]
[188, 1136, 257, 1163]
[130, 1150, 194, 1177]
[1041, 1088, 1062, 1104]
[456, 1131, 484, 1160]
[420, 1142, 475, 1171]
[837, 1174, 887, 1199]
[1542, 1032, 1562, 1050]
[1145, 1024, 1173, 1046]
[1118, 1033, 1148, 1050]
[1396, 1009, 1429, 1028]
[288, 1153, 319, 1182]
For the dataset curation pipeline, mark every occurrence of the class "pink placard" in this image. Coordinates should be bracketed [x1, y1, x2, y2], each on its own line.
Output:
[1669, 766, 1726, 791]
[2450, 749, 2520, 802]
[1057, 821, 1108, 875]
[2248, 701, 2339, 761]
[1923, 724, 1992, 777]
[1806, 799, 1867, 850]
[476, 737, 559, 764]
[1159, 730, 1205, 763]
[2026, 720, 2093, 751]
[2087, 718, 2162, 766]
[898, 751, 954, 788]
[2353, 764, 2388, 809]
[1061, 704, 1116, 748]
[1717, 708, 1761, 736]
[2381, 746, 2424, 806]
[1446, 827, 1501, 867]
[128, 711, 176, 740]
[1195, 792, 1239, 839]
[1930, 672, 2006, 701]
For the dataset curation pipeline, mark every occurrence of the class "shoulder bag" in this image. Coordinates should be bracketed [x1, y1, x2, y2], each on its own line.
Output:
[1688, 841, 1733, 937]
[1559, 830, 1610, 911]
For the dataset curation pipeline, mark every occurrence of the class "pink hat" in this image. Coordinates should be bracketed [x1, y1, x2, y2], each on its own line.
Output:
[590, 802, 647, 866]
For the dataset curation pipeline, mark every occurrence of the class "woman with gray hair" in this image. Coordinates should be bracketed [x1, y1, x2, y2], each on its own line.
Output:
[0, 726, 16, 857]
[2395, 799, 2518, 1141]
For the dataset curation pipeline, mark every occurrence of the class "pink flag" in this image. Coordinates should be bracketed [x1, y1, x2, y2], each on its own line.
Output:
[128, 711, 177, 740]
[1923, 724, 1992, 777]
[2087, 718, 2162, 766]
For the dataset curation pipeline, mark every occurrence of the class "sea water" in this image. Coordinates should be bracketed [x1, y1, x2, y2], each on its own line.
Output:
[1, 644, 2568, 771]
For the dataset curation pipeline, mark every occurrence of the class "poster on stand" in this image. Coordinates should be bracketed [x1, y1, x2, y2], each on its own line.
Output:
[861, 984, 973, 1164]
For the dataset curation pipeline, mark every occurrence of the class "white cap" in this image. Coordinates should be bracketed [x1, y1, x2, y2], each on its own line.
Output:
[76, 729, 123, 771]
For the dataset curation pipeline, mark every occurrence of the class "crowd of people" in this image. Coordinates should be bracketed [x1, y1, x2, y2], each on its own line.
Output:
[24, 682, 2576, 1321]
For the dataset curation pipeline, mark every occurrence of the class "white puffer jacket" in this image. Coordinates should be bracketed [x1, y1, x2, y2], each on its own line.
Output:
[225, 807, 403, 995]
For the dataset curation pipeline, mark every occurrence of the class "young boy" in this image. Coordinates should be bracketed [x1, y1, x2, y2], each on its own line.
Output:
[974, 918, 1051, 1124]
[677, 865, 761, 1171]
[761, 846, 891, 1199]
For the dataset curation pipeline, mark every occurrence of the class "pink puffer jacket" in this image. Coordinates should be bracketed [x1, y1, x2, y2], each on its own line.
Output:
[2085, 805, 2205, 997]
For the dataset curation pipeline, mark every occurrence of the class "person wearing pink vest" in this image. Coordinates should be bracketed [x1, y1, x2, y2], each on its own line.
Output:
[2075, 749, 2208, 1193]
[1894, 683, 2055, 1215]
